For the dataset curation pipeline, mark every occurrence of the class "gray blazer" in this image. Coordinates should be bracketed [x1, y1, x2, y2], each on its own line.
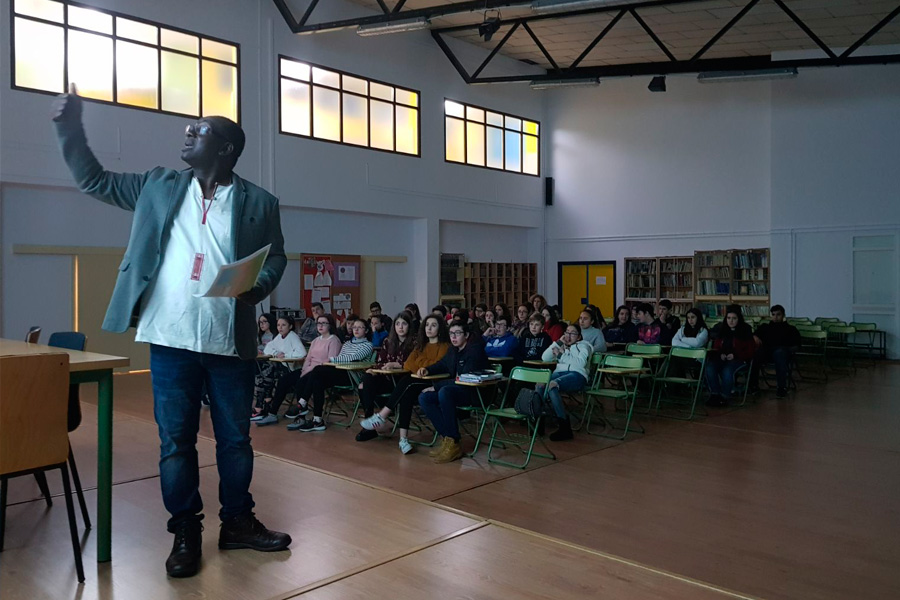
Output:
[55, 120, 286, 360]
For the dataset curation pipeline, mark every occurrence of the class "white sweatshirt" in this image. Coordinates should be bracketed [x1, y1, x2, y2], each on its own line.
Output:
[671, 326, 709, 349]
[264, 331, 307, 370]
[542, 339, 593, 381]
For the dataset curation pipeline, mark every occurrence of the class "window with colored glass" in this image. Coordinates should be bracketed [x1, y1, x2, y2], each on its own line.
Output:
[444, 99, 539, 176]
[11, 0, 239, 122]
[279, 55, 420, 157]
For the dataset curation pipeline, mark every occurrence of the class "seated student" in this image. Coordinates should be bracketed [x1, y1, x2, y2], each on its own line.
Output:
[656, 299, 682, 345]
[404, 303, 422, 331]
[355, 311, 416, 441]
[369, 314, 388, 349]
[289, 318, 374, 432]
[358, 315, 450, 454]
[511, 303, 531, 337]
[705, 305, 755, 406]
[447, 306, 460, 322]
[369, 301, 392, 333]
[537, 323, 593, 441]
[450, 310, 483, 346]
[604, 305, 639, 344]
[517, 313, 553, 362]
[584, 304, 607, 329]
[257, 312, 275, 354]
[541, 306, 565, 342]
[530, 294, 548, 315]
[337, 313, 361, 343]
[751, 304, 801, 398]
[669, 308, 709, 378]
[251, 316, 307, 419]
[431, 304, 448, 320]
[578, 307, 608, 353]
[493, 303, 512, 326]
[472, 303, 489, 332]
[416, 322, 489, 464]
[297, 302, 325, 345]
[631, 305, 642, 326]
[259, 314, 342, 424]
[635, 302, 662, 345]
[483, 316, 519, 358]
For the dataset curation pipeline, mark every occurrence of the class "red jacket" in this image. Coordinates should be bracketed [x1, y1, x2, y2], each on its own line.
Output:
[711, 325, 755, 362]
[544, 322, 564, 342]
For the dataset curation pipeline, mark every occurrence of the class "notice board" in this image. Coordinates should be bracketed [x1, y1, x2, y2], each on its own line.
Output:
[300, 254, 361, 326]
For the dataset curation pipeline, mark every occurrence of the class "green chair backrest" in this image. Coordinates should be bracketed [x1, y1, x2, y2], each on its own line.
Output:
[591, 352, 605, 365]
[788, 317, 811, 324]
[822, 321, 847, 330]
[508, 366, 552, 385]
[602, 354, 644, 369]
[669, 347, 707, 360]
[795, 324, 823, 332]
[849, 322, 876, 331]
[827, 326, 856, 335]
[814, 317, 839, 325]
[626, 343, 662, 355]
[800, 330, 827, 339]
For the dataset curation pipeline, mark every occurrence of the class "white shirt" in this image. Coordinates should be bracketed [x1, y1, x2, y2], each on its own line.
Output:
[264, 331, 307, 370]
[136, 178, 237, 355]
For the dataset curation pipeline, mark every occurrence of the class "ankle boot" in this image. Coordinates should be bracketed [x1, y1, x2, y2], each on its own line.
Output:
[549, 417, 573, 441]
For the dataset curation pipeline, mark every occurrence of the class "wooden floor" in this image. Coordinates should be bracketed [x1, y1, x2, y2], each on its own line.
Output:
[2, 363, 899, 599]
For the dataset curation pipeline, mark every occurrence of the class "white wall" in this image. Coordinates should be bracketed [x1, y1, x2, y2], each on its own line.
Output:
[0, 0, 545, 338]
[543, 65, 900, 356]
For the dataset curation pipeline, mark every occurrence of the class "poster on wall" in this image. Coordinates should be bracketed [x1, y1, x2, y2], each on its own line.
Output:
[300, 254, 361, 325]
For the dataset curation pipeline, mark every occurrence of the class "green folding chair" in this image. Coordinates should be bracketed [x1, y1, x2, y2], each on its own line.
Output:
[796, 330, 828, 381]
[652, 347, 708, 420]
[795, 324, 823, 333]
[460, 363, 505, 457]
[849, 322, 878, 363]
[323, 352, 376, 427]
[826, 325, 856, 374]
[814, 317, 840, 325]
[572, 352, 604, 431]
[730, 358, 755, 407]
[625, 343, 664, 410]
[482, 367, 556, 469]
[582, 354, 645, 440]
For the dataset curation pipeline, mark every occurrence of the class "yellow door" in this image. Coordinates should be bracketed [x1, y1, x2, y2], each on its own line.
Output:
[560, 264, 587, 323]
[588, 263, 616, 323]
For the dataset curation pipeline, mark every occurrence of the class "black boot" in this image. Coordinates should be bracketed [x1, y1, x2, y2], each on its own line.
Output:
[549, 417, 573, 441]
[166, 520, 203, 578]
[219, 513, 291, 552]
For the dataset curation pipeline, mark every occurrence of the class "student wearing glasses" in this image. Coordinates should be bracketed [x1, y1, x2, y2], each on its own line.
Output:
[257, 314, 341, 424]
[289, 317, 374, 432]
[483, 316, 519, 358]
[511, 303, 531, 337]
[416, 322, 489, 463]
[538, 323, 593, 441]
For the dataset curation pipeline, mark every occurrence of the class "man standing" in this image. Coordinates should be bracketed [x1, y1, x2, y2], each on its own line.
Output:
[52, 85, 291, 578]
[752, 305, 801, 398]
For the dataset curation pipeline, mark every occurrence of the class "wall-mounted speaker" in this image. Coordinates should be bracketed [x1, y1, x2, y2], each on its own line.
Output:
[545, 176, 554, 206]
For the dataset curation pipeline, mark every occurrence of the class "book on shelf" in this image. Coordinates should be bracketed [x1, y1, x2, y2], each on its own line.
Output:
[457, 371, 503, 383]
[626, 274, 656, 288]
[660, 274, 693, 288]
[660, 259, 692, 273]
[732, 251, 769, 269]
[733, 268, 768, 281]
[697, 253, 730, 267]
[698, 281, 731, 295]
[626, 260, 656, 274]
[698, 267, 731, 278]
[735, 283, 769, 295]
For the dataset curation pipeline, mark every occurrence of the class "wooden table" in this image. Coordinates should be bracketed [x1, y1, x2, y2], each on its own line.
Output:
[0, 338, 129, 563]
[269, 356, 305, 364]
[411, 373, 450, 380]
[329, 361, 375, 371]
[523, 360, 556, 369]
[488, 356, 514, 362]
[369, 367, 409, 376]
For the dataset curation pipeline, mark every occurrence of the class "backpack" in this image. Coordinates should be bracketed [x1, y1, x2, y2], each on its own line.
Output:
[514, 388, 547, 419]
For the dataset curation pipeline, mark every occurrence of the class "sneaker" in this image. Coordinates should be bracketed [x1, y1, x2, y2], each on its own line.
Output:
[355, 429, 378, 442]
[428, 437, 448, 457]
[549, 417, 574, 442]
[286, 418, 304, 431]
[433, 438, 462, 464]
[295, 418, 326, 432]
[254, 414, 278, 426]
[399, 437, 414, 455]
[250, 412, 267, 422]
[218, 513, 291, 552]
[775, 387, 787, 399]
[359, 414, 385, 431]
[284, 405, 300, 420]
[165, 520, 203, 578]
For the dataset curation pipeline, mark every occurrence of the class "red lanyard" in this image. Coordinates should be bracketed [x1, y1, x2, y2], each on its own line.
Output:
[200, 182, 219, 225]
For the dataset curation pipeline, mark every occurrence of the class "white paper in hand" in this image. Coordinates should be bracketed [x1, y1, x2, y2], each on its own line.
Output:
[194, 244, 271, 297]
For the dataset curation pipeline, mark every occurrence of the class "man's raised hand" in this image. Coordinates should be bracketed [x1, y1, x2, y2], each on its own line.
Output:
[52, 83, 82, 122]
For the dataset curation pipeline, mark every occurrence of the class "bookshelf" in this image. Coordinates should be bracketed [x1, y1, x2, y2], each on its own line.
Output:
[464, 262, 537, 309]
[694, 248, 770, 318]
[439, 253, 465, 308]
[625, 256, 693, 316]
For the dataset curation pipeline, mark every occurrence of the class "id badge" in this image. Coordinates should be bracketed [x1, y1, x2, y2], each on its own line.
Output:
[191, 253, 205, 281]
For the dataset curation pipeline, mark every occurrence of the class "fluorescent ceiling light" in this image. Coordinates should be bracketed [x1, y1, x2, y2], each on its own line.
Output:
[698, 68, 798, 83]
[357, 17, 430, 36]
[530, 77, 600, 90]
[532, 0, 631, 15]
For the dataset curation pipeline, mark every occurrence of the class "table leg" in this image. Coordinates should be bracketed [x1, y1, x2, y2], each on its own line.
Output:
[97, 370, 113, 563]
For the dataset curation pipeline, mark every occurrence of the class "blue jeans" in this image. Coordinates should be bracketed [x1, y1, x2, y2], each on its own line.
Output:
[150, 344, 255, 531]
[537, 370, 587, 419]
[704, 358, 746, 397]
[418, 384, 472, 441]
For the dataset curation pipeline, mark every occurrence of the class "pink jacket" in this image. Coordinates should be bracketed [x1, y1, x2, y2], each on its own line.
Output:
[300, 335, 342, 376]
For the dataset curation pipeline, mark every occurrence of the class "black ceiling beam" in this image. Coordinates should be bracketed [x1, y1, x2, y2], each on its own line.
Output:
[391, 0, 408, 14]
[468, 52, 900, 83]
[431, 31, 474, 84]
[471, 23, 521, 79]
[840, 4, 900, 60]
[522, 22, 560, 72]
[771, 0, 837, 59]
[568, 10, 626, 71]
[690, 0, 759, 63]
[374, 0, 391, 15]
[629, 7, 676, 62]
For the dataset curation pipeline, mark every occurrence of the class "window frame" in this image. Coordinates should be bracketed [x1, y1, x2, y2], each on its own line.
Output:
[443, 98, 540, 177]
[278, 54, 421, 158]
[9, 0, 241, 122]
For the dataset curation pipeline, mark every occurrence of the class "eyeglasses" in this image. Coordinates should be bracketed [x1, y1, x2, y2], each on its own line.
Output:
[449, 330, 465, 337]
[351, 325, 367, 331]
[185, 122, 225, 139]
[564, 331, 579, 336]
[316, 321, 330, 326]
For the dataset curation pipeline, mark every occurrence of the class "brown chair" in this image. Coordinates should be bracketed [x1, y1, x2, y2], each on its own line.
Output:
[0, 353, 85, 582]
